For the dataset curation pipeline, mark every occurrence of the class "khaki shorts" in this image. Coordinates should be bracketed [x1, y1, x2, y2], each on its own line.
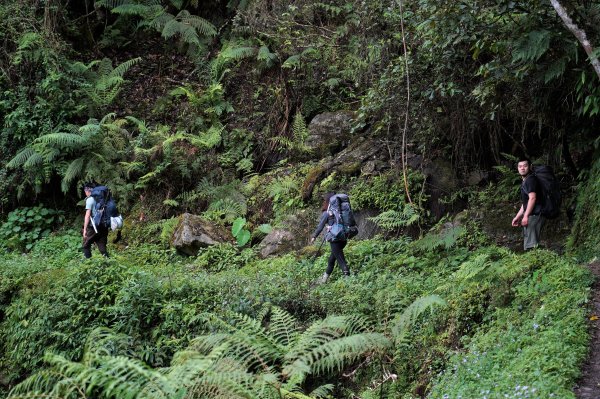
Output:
[523, 214, 545, 250]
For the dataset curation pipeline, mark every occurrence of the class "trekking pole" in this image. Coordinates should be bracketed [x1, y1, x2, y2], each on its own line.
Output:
[311, 237, 326, 262]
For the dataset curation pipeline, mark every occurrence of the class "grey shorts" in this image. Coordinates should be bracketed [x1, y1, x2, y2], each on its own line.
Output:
[523, 214, 545, 250]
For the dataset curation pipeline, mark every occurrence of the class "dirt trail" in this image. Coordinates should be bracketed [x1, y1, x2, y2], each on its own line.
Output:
[574, 261, 600, 399]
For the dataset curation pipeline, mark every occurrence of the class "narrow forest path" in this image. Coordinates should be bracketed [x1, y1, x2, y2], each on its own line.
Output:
[574, 261, 600, 399]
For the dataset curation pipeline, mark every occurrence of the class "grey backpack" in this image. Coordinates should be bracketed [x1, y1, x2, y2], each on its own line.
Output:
[326, 193, 358, 242]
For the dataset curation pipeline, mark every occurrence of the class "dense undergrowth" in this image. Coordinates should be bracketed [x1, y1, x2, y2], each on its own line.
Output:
[1, 0, 599, 397]
[0, 224, 592, 398]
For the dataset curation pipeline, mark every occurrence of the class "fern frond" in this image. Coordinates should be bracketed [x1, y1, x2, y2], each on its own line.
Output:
[284, 315, 371, 366]
[392, 295, 446, 345]
[269, 306, 301, 348]
[412, 225, 466, 251]
[451, 253, 492, 281]
[220, 45, 257, 61]
[205, 198, 246, 223]
[125, 116, 149, 133]
[199, 125, 223, 148]
[286, 333, 390, 381]
[512, 29, 551, 63]
[292, 111, 309, 145]
[110, 57, 141, 78]
[177, 10, 217, 37]
[309, 384, 334, 398]
[268, 176, 299, 198]
[22, 151, 44, 169]
[61, 158, 86, 192]
[257, 45, 278, 68]
[34, 133, 85, 149]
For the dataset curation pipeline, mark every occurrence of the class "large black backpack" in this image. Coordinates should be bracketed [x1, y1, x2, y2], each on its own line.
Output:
[326, 193, 359, 241]
[91, 186, 119, 229]
[533, 166, 561, 219]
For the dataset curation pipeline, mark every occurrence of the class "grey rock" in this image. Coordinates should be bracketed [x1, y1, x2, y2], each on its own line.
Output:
[171, 213, 231, 256]
[258, 228, 295, 258]
[467, 170, 489, 186]
[306, 111, 355, 158]
[423, 159, 461, 220]
[354, 208, 382, 239]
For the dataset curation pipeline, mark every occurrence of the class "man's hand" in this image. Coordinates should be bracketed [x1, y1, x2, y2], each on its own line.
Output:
[310, 237, 315, 244]
[521, 215, 529, 227]
[511, 215, 521, 227]
[83, 228, 87, 239]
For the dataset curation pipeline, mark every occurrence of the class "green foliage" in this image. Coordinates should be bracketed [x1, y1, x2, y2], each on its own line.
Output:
[412, 225, 467, 252]
[194, 243, 255, 272]
[72, 57, 141, 114]
[368, 204, 420, 232]
[0, 227, 593, 397]
[232, 217, 251, 246]
[0, 206, 64, 251]
[270, 110, 312, 158]
[567, 156, 600, 261]
[231, 217, 271, 247]
[350, 171, 425, 213]
[210, 41, 258, 82]
[429, 251, 592, 399]
[7, 114, 130, 195]
[170, 83, 233, 130]
[97, 0, 217, 60]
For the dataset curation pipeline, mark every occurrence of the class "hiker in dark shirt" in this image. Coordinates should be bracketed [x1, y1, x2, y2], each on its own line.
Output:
[511, 159, 545, 250]
[310, 192, 350, 283]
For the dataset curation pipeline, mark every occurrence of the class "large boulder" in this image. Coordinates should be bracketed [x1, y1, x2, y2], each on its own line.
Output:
[306, 111, 355, 158]
[258, 229, 296, 258]
[171, 213, 231, 256]
[258, 210, 316, 258]
[422, 159, 462, 220]
[354, 208, 382, 240]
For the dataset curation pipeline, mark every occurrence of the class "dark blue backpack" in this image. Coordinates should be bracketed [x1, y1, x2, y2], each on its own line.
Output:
[91, 186, 119, 229]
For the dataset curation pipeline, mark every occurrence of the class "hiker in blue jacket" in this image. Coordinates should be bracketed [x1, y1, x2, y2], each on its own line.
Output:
[310, 192, 350, 283]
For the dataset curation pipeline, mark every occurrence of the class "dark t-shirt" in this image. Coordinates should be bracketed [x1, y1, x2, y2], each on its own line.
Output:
[521, 175, 542, 215]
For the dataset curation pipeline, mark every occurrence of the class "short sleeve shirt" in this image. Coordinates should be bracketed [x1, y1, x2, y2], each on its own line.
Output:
[521, 175, 542, 215]
[85, 196, 97, 218]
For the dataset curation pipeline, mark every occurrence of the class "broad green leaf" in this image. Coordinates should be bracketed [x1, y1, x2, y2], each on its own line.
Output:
[232, 217, 246, 237]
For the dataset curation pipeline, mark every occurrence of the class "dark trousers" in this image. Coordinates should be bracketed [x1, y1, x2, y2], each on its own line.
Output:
[83, 225, 109, 258]
[326, 241, 349, 275]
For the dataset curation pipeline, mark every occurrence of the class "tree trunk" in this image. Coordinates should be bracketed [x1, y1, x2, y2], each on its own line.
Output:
[550, 0, 600, 80]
